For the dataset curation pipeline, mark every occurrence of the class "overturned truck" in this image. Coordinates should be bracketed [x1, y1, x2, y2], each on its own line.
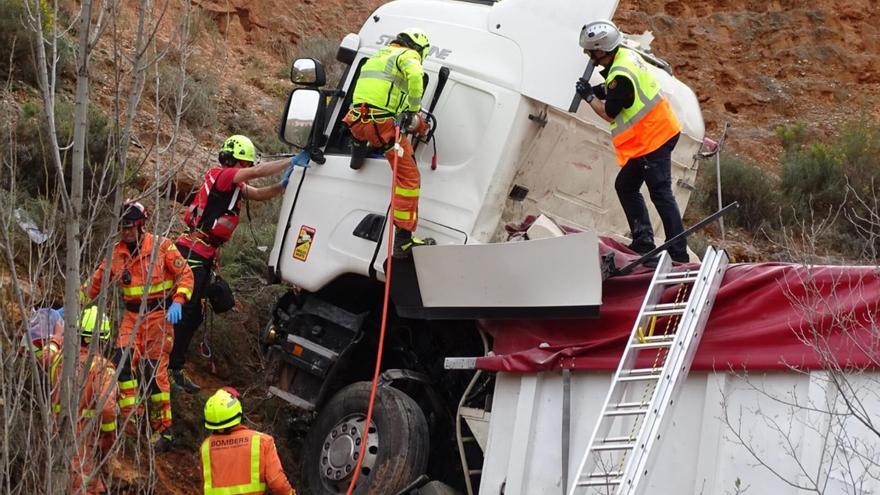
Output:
[256, 0, 880, 494]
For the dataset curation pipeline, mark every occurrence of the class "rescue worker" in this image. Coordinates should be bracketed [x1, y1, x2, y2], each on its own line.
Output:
[576, 20, 689, 263]
[170, 135, 306, 394]
[200, 388, 296, 495]
[343, 28, 436, 258]
[82, 200, 194, 452]
[29, 306, 118, 494]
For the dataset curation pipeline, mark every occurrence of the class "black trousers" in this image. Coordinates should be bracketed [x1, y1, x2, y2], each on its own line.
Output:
[169, 245, 213, 370]
[614, 133, 687, 259]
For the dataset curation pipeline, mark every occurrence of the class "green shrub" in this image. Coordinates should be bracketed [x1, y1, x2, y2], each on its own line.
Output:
[777, 121, 880, 258]
[13, 96, 112, 197]
[693, 154, 780, 231]
[148, 59, 219, 131]
[0, 0, 74, 86]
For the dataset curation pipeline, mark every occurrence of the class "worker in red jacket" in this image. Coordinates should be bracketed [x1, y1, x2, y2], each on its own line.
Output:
[200, 388, 296, 494]
[82, 200, 194, 451]
[170, 135, 305, 394]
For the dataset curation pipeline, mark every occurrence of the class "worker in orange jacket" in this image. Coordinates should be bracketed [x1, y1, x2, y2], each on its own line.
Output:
[82, 201, 194, 452]
[200, 388, 296, 495]
[28, 306, 118, 494]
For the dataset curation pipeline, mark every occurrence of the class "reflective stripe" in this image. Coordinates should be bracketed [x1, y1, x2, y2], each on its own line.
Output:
[393, 210, 413, 220]
[118, 379, 138, 390]
[122, 279, 175, 297]
[407, 95, 421, 107]
[177, 287, 193, 300]
[53, 404, 61, 414]
[202, 433, 266, 495]
[150, 392, 171, 402]
[49, 352, 62, 384]
[359, 70, 407, 89]
[101, 421, 117, 432]
[82, 409, 96, 418]
[611, 92, 662, 138]
[394, 186, 420, 198]
[119, 396, 137, 408]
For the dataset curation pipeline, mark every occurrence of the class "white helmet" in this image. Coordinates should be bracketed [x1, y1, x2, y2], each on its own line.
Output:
[579, 20, 622, 52]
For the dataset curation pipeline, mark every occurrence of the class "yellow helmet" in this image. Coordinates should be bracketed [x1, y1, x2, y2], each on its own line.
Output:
[204, 388, 243, 430]
[80, 306, 111, 341]
[219, 135, 256, 165]
[397, 28, 430, 62]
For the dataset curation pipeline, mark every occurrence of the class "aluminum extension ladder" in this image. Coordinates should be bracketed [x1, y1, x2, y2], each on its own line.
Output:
[568, 247, 729, 495]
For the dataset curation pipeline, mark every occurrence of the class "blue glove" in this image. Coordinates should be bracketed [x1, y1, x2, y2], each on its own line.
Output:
[166, 302, 182, 324]
[279, 150, 312, 188]
[291, 150, 311, 168]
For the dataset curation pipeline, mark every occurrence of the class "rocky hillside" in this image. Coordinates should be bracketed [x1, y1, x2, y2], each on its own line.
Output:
[618, 0, 880, 160]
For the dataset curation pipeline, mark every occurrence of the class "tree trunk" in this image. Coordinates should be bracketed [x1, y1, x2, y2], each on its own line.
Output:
[53, 0, 94, 492]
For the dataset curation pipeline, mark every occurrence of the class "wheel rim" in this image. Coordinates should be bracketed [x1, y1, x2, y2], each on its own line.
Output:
[319, 413, 379, 492]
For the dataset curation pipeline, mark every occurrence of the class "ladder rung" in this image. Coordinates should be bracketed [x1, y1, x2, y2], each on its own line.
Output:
[631, 339, 674, 350]
[655, 275, 698, 285]
[578, 479, 622, 487]
[602, 436, 635, 444]
[649, 302, 688, 310]
[592, 442, 634, 451]
[587, 471, 623, 479]
[643, 308, 686, 317]
[605, 407, 649, 417]
[617, 369, 662, 382]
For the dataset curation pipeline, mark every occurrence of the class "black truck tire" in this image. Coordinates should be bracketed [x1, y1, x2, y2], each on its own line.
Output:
[418, 480, 463, 495]
[301, 381, 430, 495]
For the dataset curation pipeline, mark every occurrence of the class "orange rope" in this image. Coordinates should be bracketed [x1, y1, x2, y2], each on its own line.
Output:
[344, 122, 401, 495]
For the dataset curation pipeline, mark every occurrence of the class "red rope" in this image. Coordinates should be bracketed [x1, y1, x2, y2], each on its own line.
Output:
[344, 123, 401, 495]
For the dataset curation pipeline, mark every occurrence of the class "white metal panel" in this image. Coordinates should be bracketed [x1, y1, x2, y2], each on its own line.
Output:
[486, 0, 619, 110]
[411, 232, 601, 308]
[481, 371, 880, 495]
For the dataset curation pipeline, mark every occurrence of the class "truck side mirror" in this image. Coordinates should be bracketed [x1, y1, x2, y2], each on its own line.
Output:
[290, 58, 325, 87]
[279, 88, 322, 148]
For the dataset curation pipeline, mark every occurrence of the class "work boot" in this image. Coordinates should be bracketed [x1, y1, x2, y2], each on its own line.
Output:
[670, 252, 691, 264]
[392, 228, 436, 258]
[152, 432, 174, 453]
[170, 368, 201, 394]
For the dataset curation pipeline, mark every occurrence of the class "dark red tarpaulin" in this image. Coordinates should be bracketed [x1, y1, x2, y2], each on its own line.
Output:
[477, 238, 880, 372]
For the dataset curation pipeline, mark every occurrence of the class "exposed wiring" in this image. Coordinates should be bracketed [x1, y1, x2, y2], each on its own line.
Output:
[344, 123, 402, 495]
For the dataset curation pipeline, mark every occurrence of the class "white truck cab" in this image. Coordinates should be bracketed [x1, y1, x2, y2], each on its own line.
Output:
[261, 1, 706, 493]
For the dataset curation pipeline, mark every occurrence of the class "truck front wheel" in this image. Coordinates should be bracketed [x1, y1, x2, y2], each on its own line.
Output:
[301, 381, 430, 495]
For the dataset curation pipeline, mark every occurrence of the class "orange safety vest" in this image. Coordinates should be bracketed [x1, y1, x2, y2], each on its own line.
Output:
[200, 426, 296, 495]
[606, 47, 681, 165]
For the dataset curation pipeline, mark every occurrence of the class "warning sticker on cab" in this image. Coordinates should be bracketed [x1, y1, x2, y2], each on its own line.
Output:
[293, 225, 316, 262]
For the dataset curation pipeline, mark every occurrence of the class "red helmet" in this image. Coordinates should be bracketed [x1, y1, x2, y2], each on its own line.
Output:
[121, 200, 148, 228]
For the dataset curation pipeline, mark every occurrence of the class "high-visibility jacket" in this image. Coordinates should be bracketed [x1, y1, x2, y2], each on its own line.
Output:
[352, 44, 424, 115]
[605, 47, 681, 165]
[43, 343, 118, 494]
[200, 425, 296, 495]
[83, 233, 194, 307]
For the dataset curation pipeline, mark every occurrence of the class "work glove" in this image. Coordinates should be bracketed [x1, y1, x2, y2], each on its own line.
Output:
[279, 150, 311, 188]
[575, 77, 595, 102]
[399, 111, 418, 132]
[165, 302, 182, 325]
[593, 82, 607, 100]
